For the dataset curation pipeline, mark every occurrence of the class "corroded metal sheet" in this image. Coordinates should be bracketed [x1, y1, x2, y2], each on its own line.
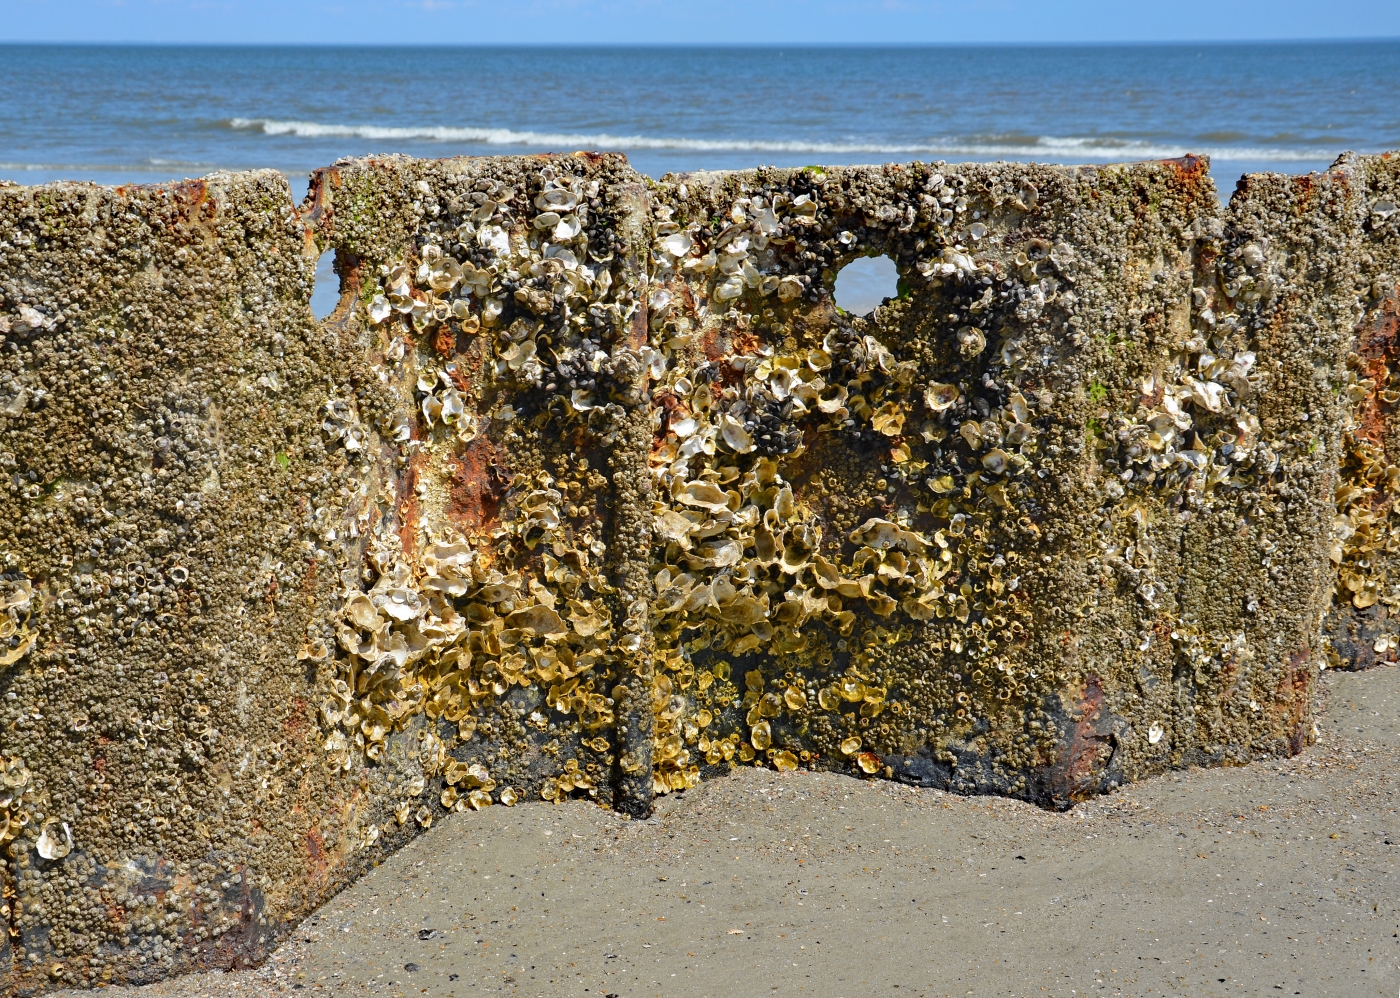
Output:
[0, 150, 1393, 993]
[300, 152, 658, 818]
[1327, 152, 1400, 668]
[640, 157, 1329, 801]
[0, 172, 366, 992]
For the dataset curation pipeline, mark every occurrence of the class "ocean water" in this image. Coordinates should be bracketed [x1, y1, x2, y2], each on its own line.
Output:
[3, 41, 1399, 205]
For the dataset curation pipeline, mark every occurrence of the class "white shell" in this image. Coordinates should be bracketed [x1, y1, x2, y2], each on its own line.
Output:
[661, 232, 694, 257]
[720, 415, 755, 454]
[924, 383, 960, 412]
[36, 820, 72, 861]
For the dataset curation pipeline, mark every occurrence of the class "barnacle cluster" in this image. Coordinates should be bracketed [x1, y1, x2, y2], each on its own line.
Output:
[0, 754, 35, 852]
[311, 160, 1073, 806]
[1322, 196, 1400, 642]
[305, 153, 1396, 822]
[1095, 243, 1280, 501]
[631, 168, 1056, 790]
[1332, 369, 1400, 617]
[318, 162, 642, 827]
[13, 151, 1400, 996]
[1330, 205, 1400, 641]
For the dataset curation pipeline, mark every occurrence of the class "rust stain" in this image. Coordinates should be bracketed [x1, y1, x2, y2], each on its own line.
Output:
[170, 179, 209, 212]
[320, 252, 363, 326]
[303, 829, 329, 883]
[446, 436, 504, 533]
[397, 452, 422, 558]
[698, 319, 726, 363]
[1353, 292, 1400, 447]
[1273, 646, 1313, 754]
[628, 298, 648, 350]
[730, 329, 761, 356]
[300, 166, 342, 236]
[281, 697, 310, 740]
[1049, 674, 1114, 801]
[1163, 154, 1210, 188]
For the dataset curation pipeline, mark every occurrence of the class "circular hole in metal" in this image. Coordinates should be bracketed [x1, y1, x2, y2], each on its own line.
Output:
[834, 255, 899, 316]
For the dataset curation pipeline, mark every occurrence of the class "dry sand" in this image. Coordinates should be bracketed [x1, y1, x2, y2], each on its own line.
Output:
[54, 665, 1400, 998]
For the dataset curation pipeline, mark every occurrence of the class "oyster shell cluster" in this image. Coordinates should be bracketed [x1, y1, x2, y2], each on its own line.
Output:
[1331, 190, 1400, 631]
[0, 754, 35, 855]
[27, 153, 1400, 996]
[294, 151, 1397, 826]
[313, 158, 1075, 806]
[317, 163, 642, 829]
[1, 560, 37, 668]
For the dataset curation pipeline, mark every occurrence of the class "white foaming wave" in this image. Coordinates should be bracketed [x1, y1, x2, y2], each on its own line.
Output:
[226, 118, 1340, 163]
[0, 158, 219, 173]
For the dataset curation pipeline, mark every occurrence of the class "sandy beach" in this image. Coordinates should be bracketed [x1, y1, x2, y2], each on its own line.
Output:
[51, 663, 1398, 998]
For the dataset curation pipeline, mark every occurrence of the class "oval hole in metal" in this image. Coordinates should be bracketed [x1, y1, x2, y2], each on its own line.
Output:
[311, 249, 339, 319]
[834, 255, 899, 316]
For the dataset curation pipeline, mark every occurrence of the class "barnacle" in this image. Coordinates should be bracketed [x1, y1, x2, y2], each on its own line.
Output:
[627, 169, 1061, 787]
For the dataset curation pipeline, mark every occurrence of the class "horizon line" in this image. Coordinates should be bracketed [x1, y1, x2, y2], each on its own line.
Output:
[2, 37, 1399, 48]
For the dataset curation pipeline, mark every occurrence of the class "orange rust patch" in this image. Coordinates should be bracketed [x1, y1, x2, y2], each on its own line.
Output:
[397, 453, 422, 556]
[432, 324, 456, 358]
[715, 361, 745, 390]
[628, 299, 648, 350]
[447, 436, 504, 533]
[699, 322, 725, 363]
[1164, 154, 1209, 186]
[731, 329, 761, 356]
[304, 828, 328, 883]
[171, 179, 209, 211]
[1354, 292, 1400, 446]
[1051, 674, 1113, 800]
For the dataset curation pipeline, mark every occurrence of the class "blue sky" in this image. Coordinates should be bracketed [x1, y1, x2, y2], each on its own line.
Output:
[3, 0, 1399, 45]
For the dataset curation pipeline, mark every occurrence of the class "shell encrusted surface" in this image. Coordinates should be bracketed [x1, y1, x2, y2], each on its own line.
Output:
[0, 149, 1396, 992]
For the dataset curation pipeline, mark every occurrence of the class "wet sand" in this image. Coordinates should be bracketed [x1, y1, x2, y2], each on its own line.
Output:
[55, 665, 1400, 998]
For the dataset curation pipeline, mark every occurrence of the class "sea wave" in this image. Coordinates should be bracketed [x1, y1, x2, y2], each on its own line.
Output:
[226, 117, 1343, 163]
[0, 159, 218, 172]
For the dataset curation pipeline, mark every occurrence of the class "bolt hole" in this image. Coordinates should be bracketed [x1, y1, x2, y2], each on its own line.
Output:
[311, 249, 340, 319]
[834, 255, 899, 316]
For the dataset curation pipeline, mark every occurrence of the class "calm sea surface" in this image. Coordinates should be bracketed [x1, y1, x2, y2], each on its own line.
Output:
[2, 42, 1399, 201]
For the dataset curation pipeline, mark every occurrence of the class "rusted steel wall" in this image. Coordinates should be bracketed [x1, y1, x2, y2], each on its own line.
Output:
[642, 156, 1329, 804]
[0, 150, 1393, 993]
[298, 153, 659, 819]
[1326, 152, 1400, 668]
[0, 171, 368, 992]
